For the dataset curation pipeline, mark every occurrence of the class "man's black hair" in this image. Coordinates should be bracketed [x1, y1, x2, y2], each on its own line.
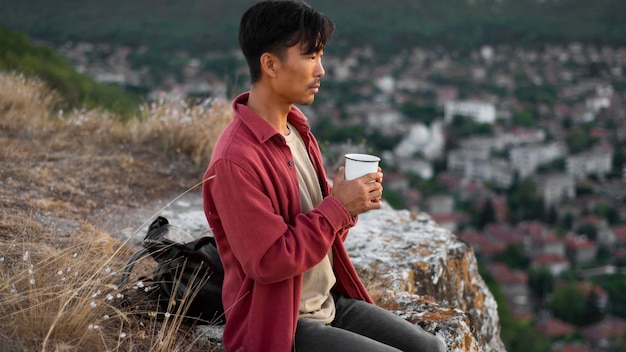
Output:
[238, 0, 335, 83]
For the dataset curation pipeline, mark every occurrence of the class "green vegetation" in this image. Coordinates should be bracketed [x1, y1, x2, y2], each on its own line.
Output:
[0, 24, 142, 117]
[401, 102, 440, 126]
[549, 283, 604, 326]
[479, 264, 551, 352]
[1, 0, 625, 59]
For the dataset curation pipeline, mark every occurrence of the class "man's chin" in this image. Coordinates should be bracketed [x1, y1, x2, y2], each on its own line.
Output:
[298, 96, 316, 106]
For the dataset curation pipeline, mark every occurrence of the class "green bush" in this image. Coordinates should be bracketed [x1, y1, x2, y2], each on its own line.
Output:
[0, 24, 142, 117]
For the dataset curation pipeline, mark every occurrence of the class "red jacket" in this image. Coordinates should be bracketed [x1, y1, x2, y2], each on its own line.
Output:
[203, 93, 373, 352]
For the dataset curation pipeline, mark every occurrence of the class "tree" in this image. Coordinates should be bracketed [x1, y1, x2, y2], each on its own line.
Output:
[507, 179, 544, 222]
[549, 283, 587, 326]
[476, 198, 496, 229]
[576, 224, 598, 241]
[400, 102, 439, 126]
[527, 266, 554, 305]
[584, 289, 605, 324]
[497, 245, 529, 270]
[511, 109, 535, 127]
[566, 130, 590, 154]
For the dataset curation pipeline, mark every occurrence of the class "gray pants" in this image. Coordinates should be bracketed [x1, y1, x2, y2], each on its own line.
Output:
[293, 295, 446, 352]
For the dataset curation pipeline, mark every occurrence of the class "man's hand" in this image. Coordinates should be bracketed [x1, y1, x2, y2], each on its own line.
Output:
[331, 166, 383, 217]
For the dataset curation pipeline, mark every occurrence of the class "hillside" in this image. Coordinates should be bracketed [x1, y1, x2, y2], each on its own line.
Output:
[0, 71, 232, 351]
[1, 0, 625, 56]
[0, 24, 142, 115]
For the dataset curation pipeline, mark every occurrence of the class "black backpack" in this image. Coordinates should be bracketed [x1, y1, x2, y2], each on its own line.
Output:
[119, 216, 225, 324]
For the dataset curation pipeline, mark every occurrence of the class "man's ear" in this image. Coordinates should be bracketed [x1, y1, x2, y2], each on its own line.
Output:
[260, 52, 279, 78]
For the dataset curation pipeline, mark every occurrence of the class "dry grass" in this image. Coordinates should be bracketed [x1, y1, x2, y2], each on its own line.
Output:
[0, 71, 231, 351]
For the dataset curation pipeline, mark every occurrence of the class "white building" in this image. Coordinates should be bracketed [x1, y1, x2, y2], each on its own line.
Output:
[471, 159, 516, 189]
[447, 148, 489, 175]
[533, 173, 576, 208]
[509, 142, 566, 179]
[566, 149, 613, 179]
[447, 149, 515, 188]
[394, 121, 445, 160]
[444, 100, 496, 124]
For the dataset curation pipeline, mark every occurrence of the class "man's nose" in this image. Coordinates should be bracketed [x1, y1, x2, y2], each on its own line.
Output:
[316, 60, 325, 78]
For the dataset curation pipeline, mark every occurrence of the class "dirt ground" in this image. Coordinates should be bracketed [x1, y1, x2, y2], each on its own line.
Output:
[0, 124, 224, 351]
[0, 129, 207, 245]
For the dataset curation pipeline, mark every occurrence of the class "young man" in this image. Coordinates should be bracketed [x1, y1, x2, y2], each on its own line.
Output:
[202, 1, 446, 351]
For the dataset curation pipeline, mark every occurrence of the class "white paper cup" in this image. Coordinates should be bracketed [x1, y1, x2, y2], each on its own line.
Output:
[344, 153, 380, 180]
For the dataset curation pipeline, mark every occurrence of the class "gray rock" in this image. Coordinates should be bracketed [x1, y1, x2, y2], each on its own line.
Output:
[187, 199, 505, 351]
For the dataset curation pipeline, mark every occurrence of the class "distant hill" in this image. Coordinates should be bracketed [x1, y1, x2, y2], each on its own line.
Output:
[1, 0, 625, 56]
[0, 24, 142, 116]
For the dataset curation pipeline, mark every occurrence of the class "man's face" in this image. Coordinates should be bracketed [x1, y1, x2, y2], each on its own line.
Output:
[272, 43, 325, 106]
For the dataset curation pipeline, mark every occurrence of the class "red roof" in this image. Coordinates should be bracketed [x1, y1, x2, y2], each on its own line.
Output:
[486, 224, 524, 246]
[431, 213, 457, 224]
[577, 281, 607, 297]
[535, 317, 576, 338]
[565, 233, 596, 249]
[532, 254, 568, 266]
[518, 221, 561, 243]
[612, 224, 626, 243]
[590, 128, 611, 139]
[553, 343, 593, 352]
[582, 316, 626, 341]
[487, 263, 527, 284]
[579, 214, 605, 226]
[480, 241, 507, 255]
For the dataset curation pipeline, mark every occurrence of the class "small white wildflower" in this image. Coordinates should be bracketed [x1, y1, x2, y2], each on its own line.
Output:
[113, 285, 119, 290]
[10, 284, 17, 294]
[23, 251, 29, 261]
[116, 293, 124, 299]
[28, 268, 33, 274]
[106, 294, 114, 301]
[90, 301, 97, 308]
[57, 270, 63, 276]
[88, 324, 94, 330]
[61, 277, 66, 281]
[164, 312, 171, 318]
[72, 253, 78, 258]
[29, 278, 35, 285]
[74, 271, 79, 277]
[136, 281, 144, 288]
[103, 315, 110, 319]
[144, 287, 151, 292]
[92, 290, 102, 298]
[119, 332, 127, 338]
[104, 267, 111, 274]
[0, 256, 4, 262]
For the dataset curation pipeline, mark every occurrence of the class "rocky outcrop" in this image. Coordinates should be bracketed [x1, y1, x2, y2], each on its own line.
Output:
[178, 197, 504, 351]
[346, 204, 505, 351]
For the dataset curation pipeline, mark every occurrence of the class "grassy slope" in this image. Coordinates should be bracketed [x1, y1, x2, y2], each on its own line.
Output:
[0, 71, 231, 351]
[0, 24, 143, 116]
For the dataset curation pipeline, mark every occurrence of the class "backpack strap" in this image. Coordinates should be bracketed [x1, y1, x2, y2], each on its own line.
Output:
[119, 247, 151, 285]
[118, 215, 171, 286]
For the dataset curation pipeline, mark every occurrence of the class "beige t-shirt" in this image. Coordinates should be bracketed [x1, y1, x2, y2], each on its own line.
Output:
[285, 122, 336, 324]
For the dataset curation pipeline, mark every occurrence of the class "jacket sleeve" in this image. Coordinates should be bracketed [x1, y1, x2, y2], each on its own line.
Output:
[206, 158, 356, 285]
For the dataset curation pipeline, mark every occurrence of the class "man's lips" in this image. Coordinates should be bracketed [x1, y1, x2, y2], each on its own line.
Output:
[309, 81, 320, 92]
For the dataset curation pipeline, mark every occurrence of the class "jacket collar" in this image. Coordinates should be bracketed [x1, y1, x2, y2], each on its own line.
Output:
[232, 92, 311, 143]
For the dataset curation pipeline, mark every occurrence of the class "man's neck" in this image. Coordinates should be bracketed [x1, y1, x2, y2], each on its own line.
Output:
[247, 86, 292, 135]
